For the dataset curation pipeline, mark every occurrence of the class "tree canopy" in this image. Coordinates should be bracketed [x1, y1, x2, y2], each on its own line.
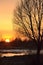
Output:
[13, 0, 43, 41]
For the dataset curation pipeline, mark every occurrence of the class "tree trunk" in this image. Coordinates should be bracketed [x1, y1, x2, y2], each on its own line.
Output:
[37, 44, 40, 55]
[36, 41, 41, 64]
[37, 41, 41, 55]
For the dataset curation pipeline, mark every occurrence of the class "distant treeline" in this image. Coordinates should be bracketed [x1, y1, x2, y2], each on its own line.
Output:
[0, 38, 43, 50]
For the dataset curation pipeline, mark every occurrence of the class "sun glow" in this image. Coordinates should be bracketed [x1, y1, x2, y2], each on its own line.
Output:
[2, 34, 15, 42]
[5, 39, 10, 43]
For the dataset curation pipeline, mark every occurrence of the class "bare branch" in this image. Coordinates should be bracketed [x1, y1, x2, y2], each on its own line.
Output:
[13, 0, 43, 41]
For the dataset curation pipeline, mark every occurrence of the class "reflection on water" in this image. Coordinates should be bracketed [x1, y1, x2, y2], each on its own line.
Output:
[0, 49, 30, 57]
[0, 49, 43, 57]
[1, 53, 26, 57]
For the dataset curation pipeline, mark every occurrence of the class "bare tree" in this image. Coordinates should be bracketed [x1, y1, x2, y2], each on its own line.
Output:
[13, 0, 43, 55]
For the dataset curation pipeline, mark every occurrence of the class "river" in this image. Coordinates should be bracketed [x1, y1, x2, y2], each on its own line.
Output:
[0, 49, 43, 57]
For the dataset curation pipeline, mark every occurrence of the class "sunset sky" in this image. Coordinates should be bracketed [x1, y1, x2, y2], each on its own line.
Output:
[0, 0, 43, 41]
[0, 0, 19, 40]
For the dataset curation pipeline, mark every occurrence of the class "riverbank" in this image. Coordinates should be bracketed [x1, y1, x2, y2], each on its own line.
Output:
[0, 54, 43, 65]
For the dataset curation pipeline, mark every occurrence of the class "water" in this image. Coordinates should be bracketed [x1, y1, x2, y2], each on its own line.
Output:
[0, 49, 30, 57]
[0, 49, 43, 57]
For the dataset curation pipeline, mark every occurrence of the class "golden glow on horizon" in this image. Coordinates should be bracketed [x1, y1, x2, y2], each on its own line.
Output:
[2, 34, 15, 42]
[5, 39, 10, 43]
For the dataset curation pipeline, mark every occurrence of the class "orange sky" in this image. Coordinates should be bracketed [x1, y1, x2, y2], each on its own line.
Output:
[0, 0, 19, 40]
[0, 0, 19, 31]
[0, 0, 43, 41]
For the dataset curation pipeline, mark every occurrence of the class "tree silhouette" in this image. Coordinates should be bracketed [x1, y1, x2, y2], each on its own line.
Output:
[13, 0, 43, 55]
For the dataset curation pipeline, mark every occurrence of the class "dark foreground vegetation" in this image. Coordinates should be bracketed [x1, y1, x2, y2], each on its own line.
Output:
[0, 38, 43, 65]
[0, 54, 43, 65]
[0, 38, 43, 49]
